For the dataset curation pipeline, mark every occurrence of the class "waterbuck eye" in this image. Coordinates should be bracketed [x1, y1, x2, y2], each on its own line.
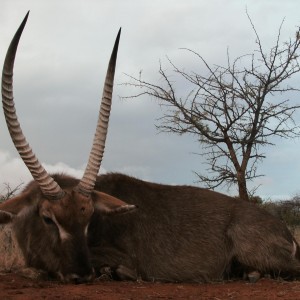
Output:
[43, 216, 54, 225]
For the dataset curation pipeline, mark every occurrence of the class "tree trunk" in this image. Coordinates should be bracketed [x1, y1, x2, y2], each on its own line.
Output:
[237, 173, 250, 202]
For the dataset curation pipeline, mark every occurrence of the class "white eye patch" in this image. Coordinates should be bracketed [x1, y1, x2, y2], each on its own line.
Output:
[46, 214, 71, 241]
[57, 223, 71, 241]
[84, 224, 89, 237]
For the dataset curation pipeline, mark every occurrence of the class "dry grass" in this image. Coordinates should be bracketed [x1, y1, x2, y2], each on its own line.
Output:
[293, 227, 300, 244]
[0, 225, 24, 272]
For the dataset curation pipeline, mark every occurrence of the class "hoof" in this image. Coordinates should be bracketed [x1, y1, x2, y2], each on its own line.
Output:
[115, 264, 137, 281]
[247, 271, 261, 283]
[17, 267, 47, 280]
[96, 266, 113, 281]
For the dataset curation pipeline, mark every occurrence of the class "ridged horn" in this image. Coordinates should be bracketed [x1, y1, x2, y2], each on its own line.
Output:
[1, 12, 64, 200]
[77, 29, 121, 197]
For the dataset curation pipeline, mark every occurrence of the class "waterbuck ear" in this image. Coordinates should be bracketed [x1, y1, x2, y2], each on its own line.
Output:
[92, 191, 137, 215]
[0, 192, 31, 224]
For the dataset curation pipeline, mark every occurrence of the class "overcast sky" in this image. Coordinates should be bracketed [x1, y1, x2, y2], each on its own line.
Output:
[1, 0, 300, 200]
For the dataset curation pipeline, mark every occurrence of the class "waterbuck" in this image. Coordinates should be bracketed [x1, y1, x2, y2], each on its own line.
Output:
[1, 12, 300, 284]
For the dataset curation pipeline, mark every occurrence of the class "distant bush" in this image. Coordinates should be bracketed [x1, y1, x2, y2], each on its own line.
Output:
[0, 183, 23, 202]
[0, 183, 25, 271]
[261, 196, 300, 233]
[234, 194, 300, 234]
[249, 195, 263, 205]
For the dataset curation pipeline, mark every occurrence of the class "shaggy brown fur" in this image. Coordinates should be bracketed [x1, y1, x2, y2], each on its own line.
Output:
[0, 173, 299, 283]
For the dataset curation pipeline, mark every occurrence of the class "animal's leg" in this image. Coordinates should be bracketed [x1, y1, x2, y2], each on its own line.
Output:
[97, 265, 113, 280]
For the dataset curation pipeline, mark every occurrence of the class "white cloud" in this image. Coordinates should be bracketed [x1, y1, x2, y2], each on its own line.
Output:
[43, 162, 84, 179]
[0, 150, 105, 192]
[0, 150, 31, 188]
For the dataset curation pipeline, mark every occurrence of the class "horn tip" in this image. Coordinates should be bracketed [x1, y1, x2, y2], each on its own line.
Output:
[116, 28, 121, 42]
[24, 11, 30, 22]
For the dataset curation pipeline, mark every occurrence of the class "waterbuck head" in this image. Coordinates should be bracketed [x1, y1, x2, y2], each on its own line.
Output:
[0, 12, 136, 282]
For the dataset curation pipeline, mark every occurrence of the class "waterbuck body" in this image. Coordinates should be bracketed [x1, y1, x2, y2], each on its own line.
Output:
[5, 172, 300, 283]
[1, 12, 300, 283]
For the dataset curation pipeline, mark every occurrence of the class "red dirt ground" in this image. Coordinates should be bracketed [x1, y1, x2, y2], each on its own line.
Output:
[1, 273, 300, 300]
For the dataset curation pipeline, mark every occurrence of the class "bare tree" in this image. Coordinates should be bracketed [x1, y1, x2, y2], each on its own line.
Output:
[0, 183, 23, 202]
[125, 16, 300, 201]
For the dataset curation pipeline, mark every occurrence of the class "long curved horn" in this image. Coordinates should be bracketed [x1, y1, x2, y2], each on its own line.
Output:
[2, 12, 64, 200]
[77, 29, 121, 197]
